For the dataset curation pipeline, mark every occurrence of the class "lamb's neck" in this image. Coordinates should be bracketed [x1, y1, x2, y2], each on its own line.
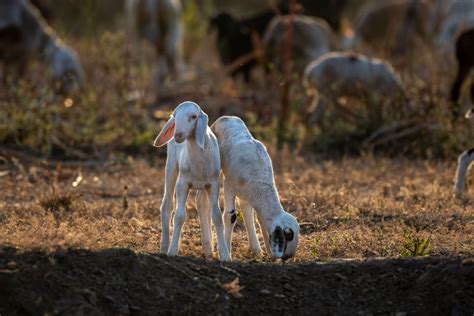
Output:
[185, 136, 208, 159]
[252, 187, 284, 230]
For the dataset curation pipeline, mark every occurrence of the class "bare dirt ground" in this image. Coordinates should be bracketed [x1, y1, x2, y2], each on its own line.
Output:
[1, 154, 473, 314]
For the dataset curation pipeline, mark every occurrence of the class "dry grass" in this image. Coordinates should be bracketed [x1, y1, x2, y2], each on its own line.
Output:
[1, 154, 472, 262]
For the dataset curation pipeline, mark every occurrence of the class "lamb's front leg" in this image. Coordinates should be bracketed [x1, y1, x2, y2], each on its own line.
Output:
[256, 211, 272, 256]
[168, 177, 190, 256]
[160, 155, 178, 254]
[208, 182, 231, 262]
[240, 200, 262, 255]
[196, 190, 213, 258]
[454, 148, 474, 198]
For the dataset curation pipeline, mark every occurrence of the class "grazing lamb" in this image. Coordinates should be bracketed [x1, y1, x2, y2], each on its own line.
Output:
[154, 101, 231, 262]
[263, 14, 335, 75]
[0, 0, 84, 93]
[126, 0, 181, 86]
[211, 116, 300, 260]
[303, 52, 407, 124]
[347, 0, 434, 55]
[453, 108, 474, 199]
[450, 28, 474, 116]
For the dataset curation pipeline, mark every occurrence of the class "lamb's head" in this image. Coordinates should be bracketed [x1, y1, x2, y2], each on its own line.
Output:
[269, 212, 300, 260]
[153, 101, 209, 149]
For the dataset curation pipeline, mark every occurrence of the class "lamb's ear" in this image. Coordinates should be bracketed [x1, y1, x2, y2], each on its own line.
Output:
[153, 116, 175, 147]
[195, 112, 209, 150]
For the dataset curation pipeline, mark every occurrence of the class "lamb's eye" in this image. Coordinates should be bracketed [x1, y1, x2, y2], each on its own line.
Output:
[191, 114, 197, 119]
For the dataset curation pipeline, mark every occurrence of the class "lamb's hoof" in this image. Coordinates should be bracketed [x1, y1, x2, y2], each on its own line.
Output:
[249, 247, 263, 257]
[453, 190, 463, 200]
[219, 254, 232, 262]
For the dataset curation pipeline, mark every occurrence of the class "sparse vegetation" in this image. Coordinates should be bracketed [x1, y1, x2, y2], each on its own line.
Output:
[1, 1, 474, 314]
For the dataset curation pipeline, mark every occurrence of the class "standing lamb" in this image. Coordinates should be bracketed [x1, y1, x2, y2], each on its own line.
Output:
[0, 0, 84, 93]
[263, 14, 336, 75]
[303, 52, 407, 124]
[211, 116, 300, 260]
[450, 28, 474, 117]
[126, 0, 181, 86]
[154, 101, 231, 261]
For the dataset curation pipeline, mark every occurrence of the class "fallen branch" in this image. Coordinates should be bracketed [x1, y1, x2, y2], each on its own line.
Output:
[363, 121, 438, 148]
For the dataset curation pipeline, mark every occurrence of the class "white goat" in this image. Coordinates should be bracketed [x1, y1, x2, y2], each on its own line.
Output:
[303, 52, 407, 124]
[126, 0, 181, 86]
[436, 9, 474, 52]
[0, 0, 84, 93]
[454, 108, 474, 199]
[345, 0, 435, 55]
[263, 14, 336, 75]
[154, 101, 231, 261]
[211, 116, 300, 260]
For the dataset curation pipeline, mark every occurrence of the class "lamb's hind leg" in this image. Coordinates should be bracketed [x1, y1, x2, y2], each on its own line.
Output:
[223, 183, 236, 254]
[196, 190, 213, 258]
[239, 200, 262, 255]
[454, 148, 474, 198]
[208, 182, 231, 261]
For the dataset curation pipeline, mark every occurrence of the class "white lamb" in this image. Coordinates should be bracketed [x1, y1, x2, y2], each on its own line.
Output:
[211, 116, 300, 260]
[153, 101, 231, 261]
[303, 52, 407, 124]
[453, 108, 474, 199]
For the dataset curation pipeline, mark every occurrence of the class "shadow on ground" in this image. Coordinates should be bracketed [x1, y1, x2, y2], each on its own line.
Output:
[0, 247, 473, 315]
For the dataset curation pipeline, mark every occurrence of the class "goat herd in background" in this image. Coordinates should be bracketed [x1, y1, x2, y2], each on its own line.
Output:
[1, 0, 474, 260]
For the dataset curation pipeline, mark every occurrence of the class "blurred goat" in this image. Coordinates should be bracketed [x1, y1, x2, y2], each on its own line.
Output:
[126, 0, 182, 87]
[0, 0, 84, 93]
[278, 0, 347, 32]
[303, 52, 407, 125]
[346, 0, 435, 56]
[263, 15, 336, 75]
[436, 1, 474, 52]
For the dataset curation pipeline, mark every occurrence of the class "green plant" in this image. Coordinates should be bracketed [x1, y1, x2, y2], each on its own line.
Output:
[399, 231, 430, 257]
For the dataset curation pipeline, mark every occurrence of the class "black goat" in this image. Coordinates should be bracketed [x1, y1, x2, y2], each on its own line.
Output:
[451, 28, 474, 115]
[209, 10, 275, 82]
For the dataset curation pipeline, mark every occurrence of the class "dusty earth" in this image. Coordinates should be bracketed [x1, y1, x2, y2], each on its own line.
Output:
[1, 247, 473, 315]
